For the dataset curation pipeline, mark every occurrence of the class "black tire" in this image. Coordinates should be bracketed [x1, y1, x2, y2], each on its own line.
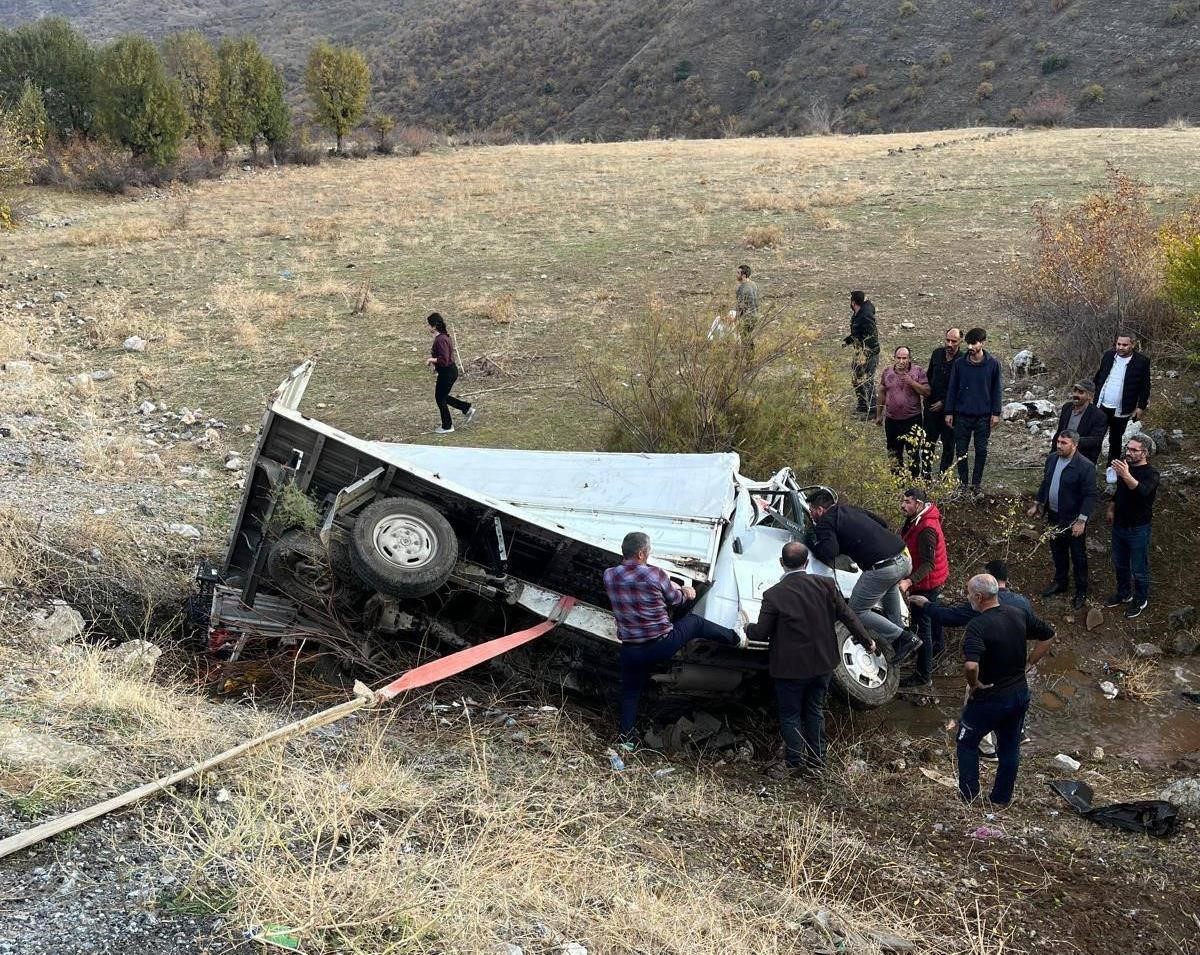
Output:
[327, 525, 357, 584]
[267, 530, 343, 606]
[830, 622, 900, 710]
[349, 496, 458, 599]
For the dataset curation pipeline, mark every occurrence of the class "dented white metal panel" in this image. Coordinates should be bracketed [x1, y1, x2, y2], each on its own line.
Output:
[359, 443, 740, 568]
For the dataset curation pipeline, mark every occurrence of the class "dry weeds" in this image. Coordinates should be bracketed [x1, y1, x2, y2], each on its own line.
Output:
[743, 224, 783, 249]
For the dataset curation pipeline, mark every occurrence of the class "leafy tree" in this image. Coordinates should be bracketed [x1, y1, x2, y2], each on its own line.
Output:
[95, 36, 187, 166]
[0, 17, 97, 137]
[0, 113, 35, 228]
[305, 42, 370, 153]
[214, 37, 289, 156]
[14, 79, 49, 149]
[162, 30, 219, 150]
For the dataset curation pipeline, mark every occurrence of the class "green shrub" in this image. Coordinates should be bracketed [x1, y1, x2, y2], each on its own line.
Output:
[979, 60, 996, 78]
[673, 60, 693, 82]
[1041, 54, 1070, 74]
[898, 1, 918, 17]
[976, 81, 994, 101]
[1164, 233, 1200, 325]
[1080, 83, 1105, 106]
[95, 36, 186, 167]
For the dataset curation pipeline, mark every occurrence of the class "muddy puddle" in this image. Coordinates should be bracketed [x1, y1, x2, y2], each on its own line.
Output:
[869, 648, 1200, 768]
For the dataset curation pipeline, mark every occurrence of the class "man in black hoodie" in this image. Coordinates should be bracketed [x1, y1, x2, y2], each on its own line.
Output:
[844, 290, 880, 418]
[944, 327, 1003, 495]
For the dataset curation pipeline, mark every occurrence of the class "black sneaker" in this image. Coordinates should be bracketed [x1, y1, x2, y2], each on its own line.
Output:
[1125, 599, 1148, 619]
[1103, 593, 1132, 609]
[1040, 584, 1068, 598]
[1072, 593, 1087, 610]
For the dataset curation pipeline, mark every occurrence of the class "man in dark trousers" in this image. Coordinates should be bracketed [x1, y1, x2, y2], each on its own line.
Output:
[1050, 380, 1107, 464]
[603, 532, 745, 748]
[807, 489, 921, 661]
[924, 327, 963, 476]
[898, 488, 949, 689]
[734, 263, 760, 339]
[944, 327, 1002, 496]
[1027, 429, 1098, 609]
[956, 574, 1055, 806]
[844, 290, 880, 418]
[745, 542, 875, 775]
[1104, 433, 1159, 619]
[1093, 332, 1151, 463]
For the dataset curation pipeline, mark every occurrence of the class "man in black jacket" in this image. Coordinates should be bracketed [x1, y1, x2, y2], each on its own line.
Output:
[1093, 332, 1151, 463]
[1104, 433, 1160, 619]
[1027, 430, 1098, 608]
[844, 290, 880, 418]
[924, 327, 962, 476]
[746, 542, 875, 773]
[1050, 380, 1107, 464]
[807, 489, 921, 661]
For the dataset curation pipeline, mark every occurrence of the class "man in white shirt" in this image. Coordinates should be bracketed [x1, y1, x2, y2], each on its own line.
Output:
[1092, 333, 1151, 464]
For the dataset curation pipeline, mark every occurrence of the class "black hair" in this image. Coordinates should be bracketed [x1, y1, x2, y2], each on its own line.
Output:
[427, 312, 448, 334]
[807, 489, 836, 509]
[738, 264, 751, 278]
[850, 290, 866, 306]
[983, 559, 1009, 582]
[893, 344, 912, 358]
[965, 327, 987, 345]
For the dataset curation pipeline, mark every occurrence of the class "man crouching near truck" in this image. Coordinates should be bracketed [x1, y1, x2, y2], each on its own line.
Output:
[604, 531, 747, 751]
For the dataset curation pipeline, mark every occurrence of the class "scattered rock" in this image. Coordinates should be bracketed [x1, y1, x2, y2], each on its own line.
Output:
[123, 335, 148, 353]
[1026, 399, 1057, 418]
[1092, 746, 1105, 761]
[28, 350, 63, 366]
[168, 522, 202, 539]
[1099, 680, 1119, 700]
[0, 722, 100, 771]
[101, 639, 162, 679]
[67, 372, 95, 393]
[28, 602, 85, 645]
[871, 930, 917, 953]
[1169, 607, 1197, 631]
[89, 369, 115, 382]
[1133, 642, 1163, 658]
[1167, 632, 1199, 656]
[137, 399, 157, 415]
[3, 360, 34, 376]
[1053, 753, 1081, 771]
[1011, 349, 1044, 376]
[495, 945, 524, 955]
[53, 290, 68, 302]
[1001, 402, 1028, 422]
[1160, 777, 1200, 813]
[1085, 607, 1104, 631]
[555, 944, 588, 955]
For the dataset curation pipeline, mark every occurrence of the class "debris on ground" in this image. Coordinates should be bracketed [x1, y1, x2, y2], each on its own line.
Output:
[1054, 753, 1082, 771]
[1100, 680, 1120, 700]
[1049, 779, 1179, 837]
[1133, 642, 1164, 658]
[1159, 777, 1200, 813]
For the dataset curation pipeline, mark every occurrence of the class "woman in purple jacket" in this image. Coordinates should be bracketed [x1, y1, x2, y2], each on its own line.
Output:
[424, 312, 475, 434]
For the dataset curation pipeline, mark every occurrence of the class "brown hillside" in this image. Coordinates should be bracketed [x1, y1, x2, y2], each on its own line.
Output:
[0, 0, 1197, 137]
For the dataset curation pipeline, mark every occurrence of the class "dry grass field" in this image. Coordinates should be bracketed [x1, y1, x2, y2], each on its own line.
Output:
[13, 125, 1200, 453]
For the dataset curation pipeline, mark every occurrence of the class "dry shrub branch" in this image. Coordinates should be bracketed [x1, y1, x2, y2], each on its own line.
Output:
[1007, 166, 1200, 378]
[581, 301, 903, 511]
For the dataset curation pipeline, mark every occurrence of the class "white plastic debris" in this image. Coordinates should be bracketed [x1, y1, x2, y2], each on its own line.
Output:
[1053, 753, 1082, 772]
[1099, 680, 1119, 700]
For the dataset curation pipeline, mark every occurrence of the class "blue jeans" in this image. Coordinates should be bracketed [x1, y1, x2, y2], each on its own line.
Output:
[618, 615, 739, 740]
[1111, 523, 1151, 603]
[956, 685, 1031, 805]
[774, 674, 832, 768]
[911, 586, 942, 682]
[953, 414, 991, 489]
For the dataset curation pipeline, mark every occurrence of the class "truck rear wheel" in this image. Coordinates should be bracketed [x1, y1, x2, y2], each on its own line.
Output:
[830, 622, 899, 709]
[349, 496, 458, 599]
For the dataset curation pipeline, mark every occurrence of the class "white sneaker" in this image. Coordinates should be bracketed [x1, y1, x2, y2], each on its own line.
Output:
[464, 406, 477, 424]
[733, 624, 749, 649]
[434, 426, 454, 435]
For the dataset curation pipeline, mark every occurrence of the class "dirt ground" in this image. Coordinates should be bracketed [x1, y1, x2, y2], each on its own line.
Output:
[2, 129, 1200, 953]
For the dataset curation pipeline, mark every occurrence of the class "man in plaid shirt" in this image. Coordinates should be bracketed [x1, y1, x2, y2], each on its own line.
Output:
[604, 531, 746, 747]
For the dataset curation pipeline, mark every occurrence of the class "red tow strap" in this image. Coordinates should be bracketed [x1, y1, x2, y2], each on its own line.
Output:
[373, 596, 577, 701]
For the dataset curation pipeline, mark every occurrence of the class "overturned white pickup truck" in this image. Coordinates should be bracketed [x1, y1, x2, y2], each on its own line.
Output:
[206, 362, 901, 709]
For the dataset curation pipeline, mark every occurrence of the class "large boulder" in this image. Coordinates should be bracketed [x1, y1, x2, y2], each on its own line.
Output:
[28, 603, 85, 645]
[0, 721, 99, 771]
[1161, 777, 1200, 813]
[100, 639, 162, 679]
[1001, 402, 1028, 422]
[1169, 607, 1197, 631]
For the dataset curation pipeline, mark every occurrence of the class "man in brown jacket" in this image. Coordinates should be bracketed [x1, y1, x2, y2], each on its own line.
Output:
[746, 541, 875, 775]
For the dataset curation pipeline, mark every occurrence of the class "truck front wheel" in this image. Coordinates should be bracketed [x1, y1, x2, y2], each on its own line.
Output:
[349, 496, 458, 599]
[830, 622, 899, 709]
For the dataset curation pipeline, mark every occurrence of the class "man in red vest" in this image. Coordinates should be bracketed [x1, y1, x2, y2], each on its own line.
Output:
[898, 487, 950, 689]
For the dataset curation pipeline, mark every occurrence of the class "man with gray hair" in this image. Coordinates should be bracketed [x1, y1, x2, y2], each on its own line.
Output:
[1028, 429, 1097, 609]
[603, 531, 745, 748]
[1103, 432, 1159, 619]
[1051, 379, 1107, 464]
[956, 573, 1056, 805]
